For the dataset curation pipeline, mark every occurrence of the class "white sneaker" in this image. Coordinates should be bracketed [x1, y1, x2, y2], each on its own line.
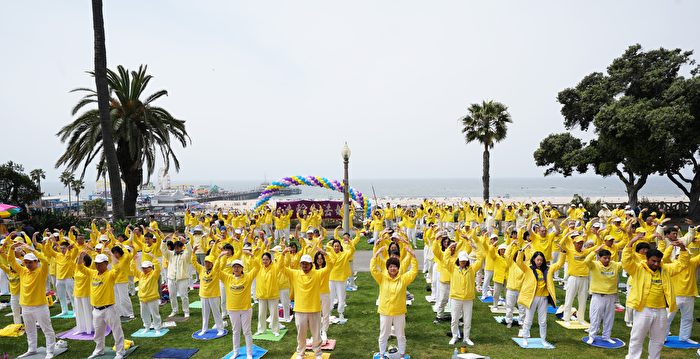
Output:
[168, 311, 177, 318]
[522, 338, 528, 347]
[87, 350, 104, 359]
[339, 313, 345, 321]
[685, 339, 699, 345]
[449, 337, 458, 345]
[586, 336, 594, 345]
[199, 329, 207, 336]
[626, 322, 633, 328]
[254, 330, 264, 336]
[604, 338, 616, 344]
[155, 330, 162, 336]
[114, 353, 125, 359]
[247, 355, 253, 359]
[17, 351, 37, 359]
[321, 330, 328, 343]
[463, 337, 474, 346]
[273, 332, 280, 337]
[217, 330, 225, 336]
[45, 352, 55, 359]
[542, 340, 554, 349]
[184, 312, 190, 318]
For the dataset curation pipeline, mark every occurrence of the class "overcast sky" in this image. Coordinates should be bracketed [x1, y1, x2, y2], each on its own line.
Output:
[2, 0, 699, 185]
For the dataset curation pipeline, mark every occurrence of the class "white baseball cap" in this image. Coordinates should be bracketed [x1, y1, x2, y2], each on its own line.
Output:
[99, 234, 109, 242]
[94, 254, 109, 263]
[232, 259, 244, 268]
[592, 222, 602, 228]
[234, 229, 242, 234]
[489, 233, 498, 239]
[612, 217, 622, 222]
[300, 254, 313, 263]
[498, 244, 508, 251]
[95, 243, 104, 250]
[457, 251, 469, 261]
[23, 253, 38, 261]
[141, 261, 154, 268]
[306, 229, 315, 234]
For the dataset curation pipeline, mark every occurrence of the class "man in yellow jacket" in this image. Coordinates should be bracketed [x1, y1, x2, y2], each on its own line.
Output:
[8, 243, 57, 359]
[370, 246, 418, 359]
[665, 230, 700, 345]
[623, 232, 689, 359]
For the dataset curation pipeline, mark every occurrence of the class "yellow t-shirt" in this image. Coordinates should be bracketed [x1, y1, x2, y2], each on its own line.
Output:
[534, 269, 548, 297]
[73, 268, 91, 298]
[646, 270, 666, 308]
[192, 258, 221, 299]
[283, 260, 333, 313]
[222, 264, 260, 311]
[134, 264, 161, 303]
[10, 252, 49, 306]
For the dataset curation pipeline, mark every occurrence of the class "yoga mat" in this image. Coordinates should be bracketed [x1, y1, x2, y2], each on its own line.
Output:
[456, 354, 488, 359]
[157, 321, 177, 329]
[57, 327, 111, 340]
[664, 336, 700, 349]
[153, 348, 199, 359]
[373, 353, 410, 359]
[51, 311, 75, 319]
[221, 345, 267, 359]
[478, 296, 493, 304]
[17, 346, 68, 359]
[292, 353, 331, 359]
[169, 316, 190, 322]
[188, 301, 202, 309]
[253, 328, 287, 341]
[306, 339, 336, 350]
[192, 328, 228, 340]
[131, 328, 169, 337]
[511, 338, 555, 349]
[556, 320, 589, 330]
[581, 336, 625, 349]
[547, 305, 558, 314]
[92, 346, 138, 359]
[489, 306, 507, 314]
[345, 286, 357, 292]
[493, 316, 520, 325]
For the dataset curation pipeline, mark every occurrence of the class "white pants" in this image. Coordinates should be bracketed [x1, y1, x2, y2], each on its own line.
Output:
[201, 297, 224, 332]
[429, 263, 439, 300]
[229, 309, 253, 357]
[329, 280, 347, 315]
[140, 299, 162, 330]
[114, 282, 133, 317]
[275, 228, 290, 245]
[372, 230, 380, 243]
[406, 228, 416, 247]
[588, 293, 616, 340]
[92, 305, 124, 355]
[0, 271, 8, 294]
[450, 299, 473, 339]
[75, 296, 93, 333]
[168, 278, 190, 314]
[10, 293, 22, 324]
[523, 296, 548, 340]
[379, 314, 406, 355]
[436, 281, 450, 318]
[563, 276, 589, 322]
[279, 289, 291, 321]
[481, 270, 494, 295]
[321, 293, 331, 333]
[627, 307, 667, 359]
[257, 298, 280, 333]
[550, 252, 561, 278]
[505, 289, 525, 324]
[21, 305, 55, 355]
[423, 245, 433, 274]
[492, 282, 505, 306]
[56, 278, 75, 314]
[220, 281, 228, 319]
[296, 312, 321, 356]
[667, 296, 694, 341]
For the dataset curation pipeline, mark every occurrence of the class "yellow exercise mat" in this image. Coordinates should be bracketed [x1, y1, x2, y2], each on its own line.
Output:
[555, 320, 589, 330]
[290, 352, 331, 359]
[0, 323, 25, 337]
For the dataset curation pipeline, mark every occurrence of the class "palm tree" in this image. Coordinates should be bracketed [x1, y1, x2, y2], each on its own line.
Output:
[71, 179, 85, 214]
[30, 169, 46, 206]
[460, 100, 512, 201]
[59, 171, 75, 212]
[56, 65, 190, 216]
[91, 0, 125, 219]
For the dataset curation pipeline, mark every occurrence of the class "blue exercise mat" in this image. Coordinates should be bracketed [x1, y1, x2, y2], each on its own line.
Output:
[51, 310, 75, 319]
[221, 345, 267, 359]
[479, 296, 493, 303]
[547, 306, 557, 314]
[192, 328, 228, 340]
[152, 348, 198, 359]
[131, 328, 169, 338]
[512, 338, 555, 349]
[664, 336, 700, 349]
[581, 336, 625, 349]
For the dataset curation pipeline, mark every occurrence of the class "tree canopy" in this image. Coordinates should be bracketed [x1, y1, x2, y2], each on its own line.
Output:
[0, 161, 42, 206]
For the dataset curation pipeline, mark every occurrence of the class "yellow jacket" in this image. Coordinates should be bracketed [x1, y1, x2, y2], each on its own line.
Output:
[282, 253, 334, 313]
[191, 253, 220, 298]
[622, 245, 688, 312]
[221, 260, 260, 311]
[255, 258, 282, 300]
[584, 251, 623, 295]
[448, 256, 483, 300]
[516, 249, 565, 309]
[134, 258, 161, 302]
[77, 251, 132, 307]
[371, 256, 418, 316]
[9, 249, 49, 306]
[668, 251, 700, 297]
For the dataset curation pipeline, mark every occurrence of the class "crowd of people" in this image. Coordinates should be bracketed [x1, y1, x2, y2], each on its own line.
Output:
[0, 200, 699, 359]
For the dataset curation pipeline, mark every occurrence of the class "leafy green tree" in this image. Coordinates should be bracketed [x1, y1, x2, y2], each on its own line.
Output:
[56, 65, 190, 216]
[71, 179, 85, 214]
[534, 44, 694, 207]
[460, 100, 512, 201]
[83, 198, 107, 217]
[0, 162, 41, 205]
[30, 168, 46, 206]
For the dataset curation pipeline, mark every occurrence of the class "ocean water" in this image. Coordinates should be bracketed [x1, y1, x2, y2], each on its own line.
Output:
[40, 176, 683, 201]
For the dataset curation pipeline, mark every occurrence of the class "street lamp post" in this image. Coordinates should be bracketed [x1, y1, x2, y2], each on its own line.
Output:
[341, 142, 351, 233]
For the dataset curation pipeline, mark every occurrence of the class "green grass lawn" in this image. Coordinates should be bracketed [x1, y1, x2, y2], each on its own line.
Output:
[1, 274, 699, 358]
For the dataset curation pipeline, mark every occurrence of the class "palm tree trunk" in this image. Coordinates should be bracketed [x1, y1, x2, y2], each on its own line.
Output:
[91, 0, 125, 219]
[67, 187, 72, 214]
[482, 144, 490, 201]
[122, 169, 141, 217]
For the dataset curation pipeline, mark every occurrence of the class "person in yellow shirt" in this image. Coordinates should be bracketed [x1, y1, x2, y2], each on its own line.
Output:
[516, 244, 565, 348]
[191, 250, 224, 337]
[383, 203, 395, 229]
[220, 250, 260, 359]
[133, 257, 163, 335]
[282, 246, 334, 359]
[584, 246, 623, 344]
[0, 241, 22, 324]
[109, 245, 135, 320]
[254, 251, 282, 337]
[370, 244, 418, 359]
[8, 242, 57, 359]
[432, 233, 458, 320]
[487, 243, 509, 310]
[503, 241, 527, 329]
[328, 238, 356, 322]
[560, 231, 595, 325]
[161, 235, 193, 318]
[623, 232, 689, 359]
[315, 250, 336, 345]
[42, 234, 79, 317]
[665, 240, 700, 345]
[76, 248, 131, 359]
[73, 253, 94, 335]
[447, 250, 484, 346]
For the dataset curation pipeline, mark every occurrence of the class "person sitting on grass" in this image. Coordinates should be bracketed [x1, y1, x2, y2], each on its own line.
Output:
[370, 244, 418, 359]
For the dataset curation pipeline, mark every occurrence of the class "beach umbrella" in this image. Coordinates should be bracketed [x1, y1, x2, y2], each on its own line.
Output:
[0, 204, 21, 219]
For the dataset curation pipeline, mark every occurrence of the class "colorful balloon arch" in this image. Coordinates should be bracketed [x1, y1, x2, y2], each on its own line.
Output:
[253, 176, 373, 218]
